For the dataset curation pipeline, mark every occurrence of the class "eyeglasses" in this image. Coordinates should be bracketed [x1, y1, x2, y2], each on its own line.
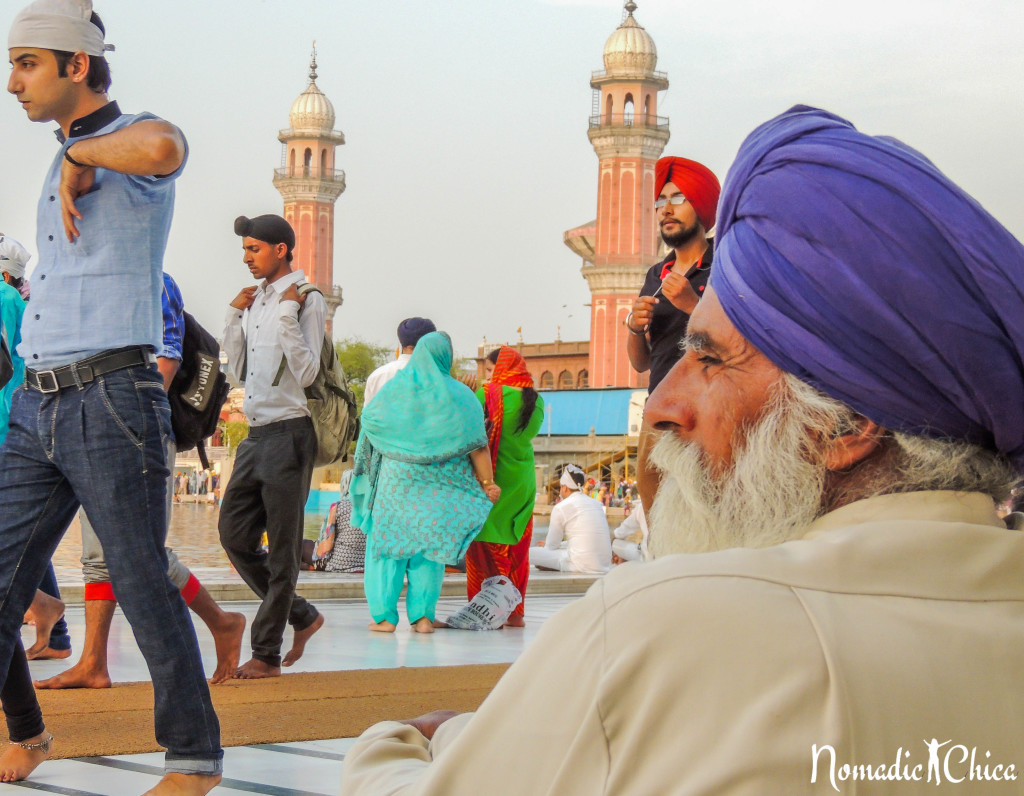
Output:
[655, 195, 687, 209]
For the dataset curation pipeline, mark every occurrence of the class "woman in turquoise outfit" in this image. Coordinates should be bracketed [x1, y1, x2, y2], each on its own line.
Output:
[350, 332, 500, 633]
[0, 241, 28, 446]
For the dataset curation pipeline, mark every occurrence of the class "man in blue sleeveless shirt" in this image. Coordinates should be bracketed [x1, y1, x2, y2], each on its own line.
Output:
[2, 1, 221, 792]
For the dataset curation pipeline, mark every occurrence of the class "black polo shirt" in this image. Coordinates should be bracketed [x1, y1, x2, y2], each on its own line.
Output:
[638, 243, 714, 392]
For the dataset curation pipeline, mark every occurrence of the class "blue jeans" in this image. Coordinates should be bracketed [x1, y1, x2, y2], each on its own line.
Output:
[0, 367, 222, 774]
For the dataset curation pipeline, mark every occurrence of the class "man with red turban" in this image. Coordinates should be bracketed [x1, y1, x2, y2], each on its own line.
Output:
[626, 156, 720, 516]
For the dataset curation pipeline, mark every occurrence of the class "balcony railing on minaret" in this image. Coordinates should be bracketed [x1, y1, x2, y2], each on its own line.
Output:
[588, 113, 669, 131]
[273, 166, 346, 187]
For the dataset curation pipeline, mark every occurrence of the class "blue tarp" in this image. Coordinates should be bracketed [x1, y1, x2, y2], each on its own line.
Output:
[536, 388, 641, 436]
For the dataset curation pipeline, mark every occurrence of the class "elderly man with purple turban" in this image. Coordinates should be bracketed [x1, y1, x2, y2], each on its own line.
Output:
[338, 106, 1024, 795]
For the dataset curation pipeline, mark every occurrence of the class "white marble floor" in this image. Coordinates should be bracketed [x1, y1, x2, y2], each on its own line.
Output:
[3, 594, 580, 795]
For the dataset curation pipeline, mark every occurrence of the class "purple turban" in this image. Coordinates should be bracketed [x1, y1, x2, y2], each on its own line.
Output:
[710, 106, 1024, 471]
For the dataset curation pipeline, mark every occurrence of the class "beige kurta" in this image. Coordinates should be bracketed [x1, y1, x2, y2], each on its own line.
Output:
[341, 492, 1024, 795]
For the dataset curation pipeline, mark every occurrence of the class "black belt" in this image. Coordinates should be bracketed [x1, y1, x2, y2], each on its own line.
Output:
[248, 416, 312, 438]
[25, 347, 156, 393]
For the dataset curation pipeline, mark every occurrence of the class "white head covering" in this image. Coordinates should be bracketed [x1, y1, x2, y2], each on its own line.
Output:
[560, 464, 585, 492]
[0, 236, 31, 280]
[8, 0, 114, 57]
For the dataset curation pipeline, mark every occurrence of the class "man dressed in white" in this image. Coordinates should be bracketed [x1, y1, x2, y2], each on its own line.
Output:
[339, 106, 1024, 795]
[363, 317, 435, 407]
[530, 464, 612, 575]
[611, 500, 647, 563]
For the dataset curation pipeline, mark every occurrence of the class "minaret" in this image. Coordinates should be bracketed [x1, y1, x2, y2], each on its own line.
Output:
[582, 2, 669, 388]
[273, 45, 346, 335]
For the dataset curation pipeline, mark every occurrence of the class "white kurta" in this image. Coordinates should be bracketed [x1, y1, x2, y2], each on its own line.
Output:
[532, 491, 612, 574]
[341, 491, 1024, 795]
[363, 353, 412, 407]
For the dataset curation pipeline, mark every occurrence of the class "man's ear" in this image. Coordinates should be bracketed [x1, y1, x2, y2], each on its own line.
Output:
[275, 242, 289, 261]
[67, 52, 91, 84]
[824, 417, 885, 471]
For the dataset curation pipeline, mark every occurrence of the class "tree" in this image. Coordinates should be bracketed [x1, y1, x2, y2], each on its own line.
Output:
[335, 337, 391, 411]
[220, 420, 250, 454]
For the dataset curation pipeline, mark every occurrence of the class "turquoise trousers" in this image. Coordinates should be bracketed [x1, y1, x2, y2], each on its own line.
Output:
[364, 552, 445, 626]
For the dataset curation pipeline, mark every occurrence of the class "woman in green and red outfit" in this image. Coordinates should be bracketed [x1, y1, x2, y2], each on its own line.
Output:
[467, 347, 544, 626]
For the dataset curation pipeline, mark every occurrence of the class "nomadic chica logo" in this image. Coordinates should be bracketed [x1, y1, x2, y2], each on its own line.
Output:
[811, 740, 1018, 790]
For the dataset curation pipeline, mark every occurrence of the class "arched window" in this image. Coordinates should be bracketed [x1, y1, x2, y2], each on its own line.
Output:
[623, 94, 634, 126]
[288, 148, 296, 175]
[540, 371, 554, 389]
[644, 94, 652, 123]
[559, 370, 574, 389]
[604, 94, 613, 124]
[303, 148, 313, 176]
[577, 370, 589, 388]
[320, 149, 327, 176]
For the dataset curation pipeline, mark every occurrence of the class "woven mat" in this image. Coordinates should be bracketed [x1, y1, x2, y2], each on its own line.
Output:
[35, 664, 509, 759]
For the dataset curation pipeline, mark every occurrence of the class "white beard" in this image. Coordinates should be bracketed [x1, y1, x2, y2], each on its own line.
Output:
[647, 397, 830, 558]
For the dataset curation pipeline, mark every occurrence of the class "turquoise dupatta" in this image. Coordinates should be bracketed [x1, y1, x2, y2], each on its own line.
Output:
[350, 332, 488, 540]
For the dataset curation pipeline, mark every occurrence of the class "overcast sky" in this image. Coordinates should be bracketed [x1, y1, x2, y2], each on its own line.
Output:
[3, 0, 1022, 360]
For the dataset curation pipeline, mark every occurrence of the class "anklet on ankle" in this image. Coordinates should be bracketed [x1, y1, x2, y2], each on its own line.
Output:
[14, 733, 52, 753]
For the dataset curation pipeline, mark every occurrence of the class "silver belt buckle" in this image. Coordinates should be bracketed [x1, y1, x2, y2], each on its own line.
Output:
[35, 370, 59, 393]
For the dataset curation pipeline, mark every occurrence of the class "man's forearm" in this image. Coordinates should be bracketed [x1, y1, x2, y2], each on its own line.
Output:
[627, 330, 651, 373]
[66, 120, 185, 176]
[157, 357, 180, 392]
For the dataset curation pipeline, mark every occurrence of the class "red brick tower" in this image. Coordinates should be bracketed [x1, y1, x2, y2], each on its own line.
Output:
[273, 46, 346, 335]
[581, 2, 669, 388]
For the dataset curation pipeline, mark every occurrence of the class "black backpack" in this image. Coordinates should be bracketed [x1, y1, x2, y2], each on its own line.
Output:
[169, 311, 230, 469]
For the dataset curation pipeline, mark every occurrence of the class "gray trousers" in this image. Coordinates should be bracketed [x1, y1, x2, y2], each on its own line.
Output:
[79, 440, 191, 589]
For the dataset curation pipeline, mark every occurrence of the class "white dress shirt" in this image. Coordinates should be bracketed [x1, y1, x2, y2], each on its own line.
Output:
[544, 491, 613, 574]
[363, 353, 412, 407]
[223, 270, 327, 427]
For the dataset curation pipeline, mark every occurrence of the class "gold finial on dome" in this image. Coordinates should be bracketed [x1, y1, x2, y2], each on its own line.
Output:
[625, 1, 638, 16]
[309, 41, 318, 83]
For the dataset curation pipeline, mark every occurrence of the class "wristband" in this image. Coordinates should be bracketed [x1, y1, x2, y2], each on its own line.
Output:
[480, 479, 495, 487]
[625, 312, 648, 335]
[64, 146, 86, 168]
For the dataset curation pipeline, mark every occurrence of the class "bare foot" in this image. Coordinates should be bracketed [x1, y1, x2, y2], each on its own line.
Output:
[141, 772, 222, 795]
[34, 660, 111, 690]
[24, 592, 66, 659]
[233, 658, 280, 680]
[503, 614, 525, 628]
[412, 617, 435, 634]
[209, 612, 246, 685]
[26, 645, 72, 661]
[432, 619, 450, 629]
[282, 612, 324, 666]
[0, 732, 52, 782]
[368, 620, 396, 633]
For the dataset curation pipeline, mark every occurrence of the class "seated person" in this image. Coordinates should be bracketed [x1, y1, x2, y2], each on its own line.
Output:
[301, 471, 365, 573]
[611, 500, 647, 563]
[338, 107, 1024, 795]
[530, 465, 612, 574]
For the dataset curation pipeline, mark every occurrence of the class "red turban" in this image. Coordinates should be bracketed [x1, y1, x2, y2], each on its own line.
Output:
[654, 156, 721, 231]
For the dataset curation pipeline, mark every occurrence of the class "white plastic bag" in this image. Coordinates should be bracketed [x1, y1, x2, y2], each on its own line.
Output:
[445, 575, 522, 630]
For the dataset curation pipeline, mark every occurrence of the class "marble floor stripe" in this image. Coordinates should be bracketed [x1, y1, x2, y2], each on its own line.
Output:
[76, 759, 331, 796]
[247, 744, 346, 762]
[4, 782, 100, 796]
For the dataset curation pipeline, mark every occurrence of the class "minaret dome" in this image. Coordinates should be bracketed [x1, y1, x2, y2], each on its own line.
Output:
[602, 2, 658, 76]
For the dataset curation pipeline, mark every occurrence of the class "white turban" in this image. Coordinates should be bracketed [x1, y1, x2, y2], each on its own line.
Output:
[8, 0, 114, 57]
[0, 236, 31, 279]
[560, 464, 585, 492]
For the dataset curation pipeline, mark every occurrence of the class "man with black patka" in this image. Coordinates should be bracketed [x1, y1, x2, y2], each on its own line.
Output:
[626, 156, 720, 517]
[219, 214, 326, 680]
